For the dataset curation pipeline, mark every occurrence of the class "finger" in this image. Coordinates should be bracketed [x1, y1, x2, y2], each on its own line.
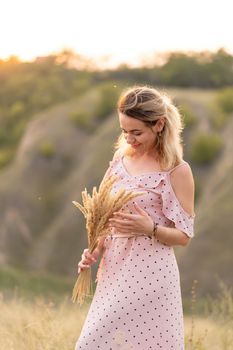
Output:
[85, 251, 92, 258]
[109, 223, 133, 231]
[114, 228, 133, 234]
[83, 249, 91, 258]
[110, 218, 135, 227]
[81, 252, 96, 263]
[81, 254, 91, 263]
[114, 227, 133, 233]
[79, 260, 91, 267]
[85, 251, 96, 261]
[133, 202, 148, 215]
[83, 259, 94, 266]
[109, 218, 133, 226]
[109, 220, 134, 231]
[112, 212, 135, 219]
[79, 262, 90, 269]
[81, 250, 88, 259]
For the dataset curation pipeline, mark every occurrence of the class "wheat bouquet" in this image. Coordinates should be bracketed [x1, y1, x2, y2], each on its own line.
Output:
[72, 174, 145, 305]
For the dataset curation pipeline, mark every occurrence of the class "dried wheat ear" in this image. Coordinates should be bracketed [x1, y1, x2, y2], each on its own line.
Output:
[71, 175, 146, 304]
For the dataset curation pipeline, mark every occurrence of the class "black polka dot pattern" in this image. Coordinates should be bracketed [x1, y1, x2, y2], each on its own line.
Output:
[75, 156, 193, 350]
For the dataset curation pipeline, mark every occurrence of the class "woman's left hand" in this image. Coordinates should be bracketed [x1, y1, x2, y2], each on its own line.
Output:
[108, 202, 154, 235]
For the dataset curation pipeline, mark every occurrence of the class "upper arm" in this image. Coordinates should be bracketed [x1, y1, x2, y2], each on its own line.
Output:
[169, 163, 195, 216]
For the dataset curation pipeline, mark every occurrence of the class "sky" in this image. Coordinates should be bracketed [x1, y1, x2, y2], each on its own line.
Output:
[0, 0, 232, 68]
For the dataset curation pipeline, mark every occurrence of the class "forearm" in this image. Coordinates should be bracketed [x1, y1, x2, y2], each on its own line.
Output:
[156, 225, 190, 247]
[95, 236, 106, 254]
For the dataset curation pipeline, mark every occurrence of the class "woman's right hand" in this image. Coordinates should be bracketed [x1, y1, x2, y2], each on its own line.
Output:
[77, 248, 99, 273]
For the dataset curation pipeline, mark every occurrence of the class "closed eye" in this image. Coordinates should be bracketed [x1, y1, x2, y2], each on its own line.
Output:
[121, 129, 142, 136]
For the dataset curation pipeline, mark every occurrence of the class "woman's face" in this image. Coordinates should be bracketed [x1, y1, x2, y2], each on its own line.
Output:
[119, 113, 160, 154]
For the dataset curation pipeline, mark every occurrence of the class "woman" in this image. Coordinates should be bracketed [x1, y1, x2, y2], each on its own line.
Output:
[75, 86, 195, 350]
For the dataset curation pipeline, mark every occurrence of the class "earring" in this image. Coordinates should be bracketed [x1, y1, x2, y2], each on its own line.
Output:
[155, 132, 161, 147]
[155, 130, 164, 156]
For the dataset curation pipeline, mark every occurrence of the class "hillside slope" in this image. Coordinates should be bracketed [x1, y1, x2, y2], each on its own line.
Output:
[178, 113, 233, 297]
[0, 89, 103, 266]
[0, 88, 232, 297]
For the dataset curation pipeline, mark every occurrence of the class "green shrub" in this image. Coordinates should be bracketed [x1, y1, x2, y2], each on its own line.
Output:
[95, 83, 120, 120]
[72, 77, 92, 94]
[11, 118, 28, 143]
[190, 132, 223, 164]
[180, 103, 197, 127]
[217, 87, 233, 114]
[9, 101, 25, 119]
[193, 175, 202, 202]
[39, 141, 56, 158]
[0, 127, 8, 146]
[208, 101, 229, 129]
[0, 266, 73, 299]
[0, 148, 14, 168]
[69, 111, 93, 130]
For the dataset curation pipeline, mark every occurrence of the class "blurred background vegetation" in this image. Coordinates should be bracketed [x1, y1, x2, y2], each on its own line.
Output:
[0, 48, 233, 349]
[0, 49, 233, 350]
[1, 49, 233, 168]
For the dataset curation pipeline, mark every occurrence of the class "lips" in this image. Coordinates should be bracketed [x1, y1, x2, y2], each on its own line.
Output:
[131, 143, 141, 148]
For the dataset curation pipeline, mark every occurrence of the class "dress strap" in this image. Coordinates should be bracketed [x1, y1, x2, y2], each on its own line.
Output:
[168, 161, 188, 174]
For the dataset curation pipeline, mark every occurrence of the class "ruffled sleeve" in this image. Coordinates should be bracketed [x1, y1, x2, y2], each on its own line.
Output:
[161, 174, 195, 238]
[101, 157, 120, 183]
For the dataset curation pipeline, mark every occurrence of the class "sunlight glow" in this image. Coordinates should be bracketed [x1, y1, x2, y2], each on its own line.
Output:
[1, 0, 232, 67]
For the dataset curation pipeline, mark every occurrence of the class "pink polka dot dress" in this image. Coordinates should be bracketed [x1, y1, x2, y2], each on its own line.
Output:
[75, 156, 195, 350]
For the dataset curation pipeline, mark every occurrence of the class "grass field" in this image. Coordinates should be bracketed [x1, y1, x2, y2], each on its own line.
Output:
[0, 295, 232, 350]
[0, 267, 232, 350]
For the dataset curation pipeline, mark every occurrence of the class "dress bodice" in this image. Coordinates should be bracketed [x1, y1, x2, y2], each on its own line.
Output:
[104, 156, 195, 238]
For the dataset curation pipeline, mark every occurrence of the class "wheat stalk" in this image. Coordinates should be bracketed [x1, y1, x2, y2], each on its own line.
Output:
[71, 175, 145, 305]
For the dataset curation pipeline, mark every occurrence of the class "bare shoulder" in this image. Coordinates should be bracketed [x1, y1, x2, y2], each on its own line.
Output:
[169, 162, 195, 215]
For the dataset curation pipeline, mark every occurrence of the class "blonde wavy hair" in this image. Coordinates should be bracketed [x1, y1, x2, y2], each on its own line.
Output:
[115, 85, 184, 171]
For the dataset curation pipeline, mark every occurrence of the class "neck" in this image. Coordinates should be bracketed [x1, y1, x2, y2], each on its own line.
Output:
[132, 149, 159, 160]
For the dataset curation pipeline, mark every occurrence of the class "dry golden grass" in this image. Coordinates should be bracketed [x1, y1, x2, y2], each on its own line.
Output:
[72, 175, 145, 305]
[0, 294, 232, 350]
[185, 316, 233, 350]
[0, 294, 89, 350]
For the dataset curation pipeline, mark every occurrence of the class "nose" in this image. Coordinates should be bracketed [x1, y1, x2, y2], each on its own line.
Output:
[124, 133, 135, 144]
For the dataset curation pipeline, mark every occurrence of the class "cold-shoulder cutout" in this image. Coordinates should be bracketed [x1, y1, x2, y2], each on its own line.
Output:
[101, 154, 195, 238]
[161, 163, 195, 238]
[168, 160, 188, 174]
[169, 162, 195, 217]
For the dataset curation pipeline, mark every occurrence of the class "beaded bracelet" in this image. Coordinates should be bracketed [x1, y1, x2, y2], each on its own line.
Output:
[150, 221, 158, 239]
